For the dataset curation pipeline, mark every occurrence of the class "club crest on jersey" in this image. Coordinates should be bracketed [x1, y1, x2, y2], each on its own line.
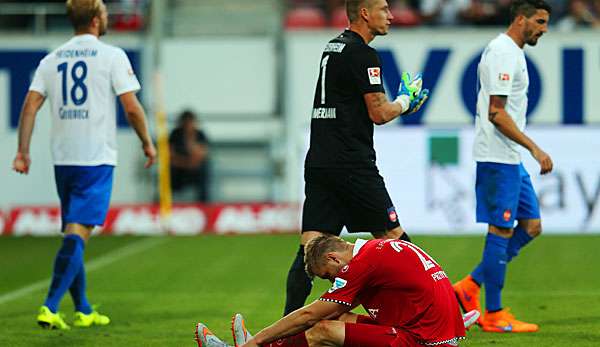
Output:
[503, 209, 512, 221]
[328, 277, 348, 293]
[368, 308, 379, 318]
[498, 73, 510, 81]
[387, 207, 398, 223]
[368, 67, 381, 85]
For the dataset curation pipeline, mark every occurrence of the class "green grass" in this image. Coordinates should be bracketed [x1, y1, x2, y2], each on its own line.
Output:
[1, 234, 599, 346]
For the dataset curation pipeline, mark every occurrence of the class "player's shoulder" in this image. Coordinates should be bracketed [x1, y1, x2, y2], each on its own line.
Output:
[94, 40, 128, 58]
[487, 34, 520, 56]
[354, 239, 390, 261]
[39, 39, 73, 66]
[331, 30, 375, 55]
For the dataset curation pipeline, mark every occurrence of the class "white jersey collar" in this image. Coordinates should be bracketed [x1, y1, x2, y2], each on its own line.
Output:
[70, 34, 98, 43]
[353, 238, 368, 257]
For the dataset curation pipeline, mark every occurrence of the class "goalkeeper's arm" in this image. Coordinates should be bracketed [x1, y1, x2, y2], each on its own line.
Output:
[364, 72, 428, 125]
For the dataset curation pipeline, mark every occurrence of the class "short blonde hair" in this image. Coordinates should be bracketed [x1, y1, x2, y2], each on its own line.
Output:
[66, 0, 103, 30]
[304, 235, 348, 278]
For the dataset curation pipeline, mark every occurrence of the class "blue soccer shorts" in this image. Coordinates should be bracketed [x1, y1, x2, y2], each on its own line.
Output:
[475, 162, 540, 228]
[54, 165, 114, 230]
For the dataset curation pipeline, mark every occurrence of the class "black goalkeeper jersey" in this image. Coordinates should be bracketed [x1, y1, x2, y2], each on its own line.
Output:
[304, 30, 386, 169]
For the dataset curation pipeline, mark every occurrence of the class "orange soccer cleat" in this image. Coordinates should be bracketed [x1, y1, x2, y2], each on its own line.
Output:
[453, 275, 483, 325]
[481, 308, 539, 333]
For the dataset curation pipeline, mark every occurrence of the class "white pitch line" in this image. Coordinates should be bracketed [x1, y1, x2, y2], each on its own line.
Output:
[0, 237, 167, 305]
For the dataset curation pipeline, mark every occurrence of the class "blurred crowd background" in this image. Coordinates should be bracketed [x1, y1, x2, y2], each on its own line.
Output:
[1, 0, 600, 33]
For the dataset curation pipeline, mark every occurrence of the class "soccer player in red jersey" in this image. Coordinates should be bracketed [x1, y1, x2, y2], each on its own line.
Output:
[195, 235, 471, 347]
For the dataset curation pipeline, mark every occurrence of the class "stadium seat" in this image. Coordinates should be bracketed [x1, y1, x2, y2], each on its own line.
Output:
[330, 6, 349, 28]
[285, 6, 327, 28]
[390, 7, 421, 27]
[112, 13, 143, 31]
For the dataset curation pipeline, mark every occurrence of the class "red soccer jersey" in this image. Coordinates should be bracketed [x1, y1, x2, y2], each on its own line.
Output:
[320, 239, 465, 345]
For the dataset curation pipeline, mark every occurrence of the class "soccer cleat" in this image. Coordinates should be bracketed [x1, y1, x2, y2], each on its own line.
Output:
[453, 275, 483, 325]
[37, 305, 70, 330]
[231, 313, 253, 347]
[481, 308, 539, 333]
[195, 323, 231, 347]
[462, 309, 481, 330]
[73, 308, 111, 327]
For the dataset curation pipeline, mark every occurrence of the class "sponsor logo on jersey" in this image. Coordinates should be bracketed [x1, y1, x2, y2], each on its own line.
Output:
[328, 277, 348, 293]
[368, 308, 379, 318]
[499, 73, 510, 81]
[368, 67, 381, 85]
[503, 209, 511, 221]
[387, 206, 398, 223]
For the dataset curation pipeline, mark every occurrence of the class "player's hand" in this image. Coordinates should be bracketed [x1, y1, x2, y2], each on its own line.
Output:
[13, 152, 31, 174]
[531, 147, 553, 175]
[143, 142, 157, 168]
[397, 72, 428, 114]
[405, 89, 429, 115]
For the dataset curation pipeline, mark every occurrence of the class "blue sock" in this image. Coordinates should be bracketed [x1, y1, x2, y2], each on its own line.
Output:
[69, 263, 92, 314]
[506, 226, 534, 262]
[482, 233, 509, 312]
[44, 234, 85, 313]
[470, 262, 484, 286]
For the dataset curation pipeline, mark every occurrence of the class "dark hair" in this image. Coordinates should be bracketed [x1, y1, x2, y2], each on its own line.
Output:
[510, 0, 552, 22]
[345, 0, 373, 23]
[66, 0, 103, 31]
[178, 110, 197, 125]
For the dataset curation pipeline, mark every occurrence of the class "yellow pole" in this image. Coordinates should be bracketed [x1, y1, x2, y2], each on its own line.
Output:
[153, 71, 172, 222]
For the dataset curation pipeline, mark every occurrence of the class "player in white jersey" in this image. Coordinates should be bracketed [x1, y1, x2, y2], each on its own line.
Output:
[453, 0, 553, 333]
[12, 0, 156, 330]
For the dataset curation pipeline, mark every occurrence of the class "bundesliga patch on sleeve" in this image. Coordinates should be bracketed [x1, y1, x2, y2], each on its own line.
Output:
[498, 73, 510, 82]
[368, 67, 381, 85]
[327, 277, 348, 293]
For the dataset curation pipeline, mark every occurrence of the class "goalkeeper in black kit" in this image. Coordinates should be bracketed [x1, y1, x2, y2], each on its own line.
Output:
[284, 0, 430, 315]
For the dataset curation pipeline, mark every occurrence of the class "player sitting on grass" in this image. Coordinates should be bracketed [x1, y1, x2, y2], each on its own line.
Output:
[195, 235, 480, 347]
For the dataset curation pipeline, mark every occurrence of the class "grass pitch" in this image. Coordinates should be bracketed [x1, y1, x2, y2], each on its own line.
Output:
[1, 234, 599, 346]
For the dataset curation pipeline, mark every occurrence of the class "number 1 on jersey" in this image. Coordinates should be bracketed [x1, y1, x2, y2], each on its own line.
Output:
[320, 55, 330, 105]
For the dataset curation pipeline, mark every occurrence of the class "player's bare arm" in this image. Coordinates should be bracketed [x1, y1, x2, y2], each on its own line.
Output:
[364, 92, 406, 125]
[245, 300, 348, 346]
[488, 95, 553, 174]
[119, 92, 156, 168]
[13, 91, 46, 174]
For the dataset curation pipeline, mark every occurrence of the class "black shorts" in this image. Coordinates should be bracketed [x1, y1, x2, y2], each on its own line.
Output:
[302, 167, 400, 234]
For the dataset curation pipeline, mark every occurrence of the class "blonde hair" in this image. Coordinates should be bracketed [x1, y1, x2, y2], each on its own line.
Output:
[66, 0, 103, 30]
[304, 235, 348, 278]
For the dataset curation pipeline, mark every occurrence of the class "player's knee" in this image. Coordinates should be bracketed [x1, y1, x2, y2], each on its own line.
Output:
[373, 226, 405, 239]
[489, 225, 513, 238]
[301, 231, 325, 246]
[305, 320, 337, 345]
[527, 221, 542, 238]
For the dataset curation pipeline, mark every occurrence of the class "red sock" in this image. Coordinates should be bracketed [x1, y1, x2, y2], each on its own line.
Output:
[261, 332, 308, 347]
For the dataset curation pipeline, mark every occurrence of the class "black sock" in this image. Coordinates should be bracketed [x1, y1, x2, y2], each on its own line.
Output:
[283, 245, 312, 316]
[399, 232, 412, 243]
